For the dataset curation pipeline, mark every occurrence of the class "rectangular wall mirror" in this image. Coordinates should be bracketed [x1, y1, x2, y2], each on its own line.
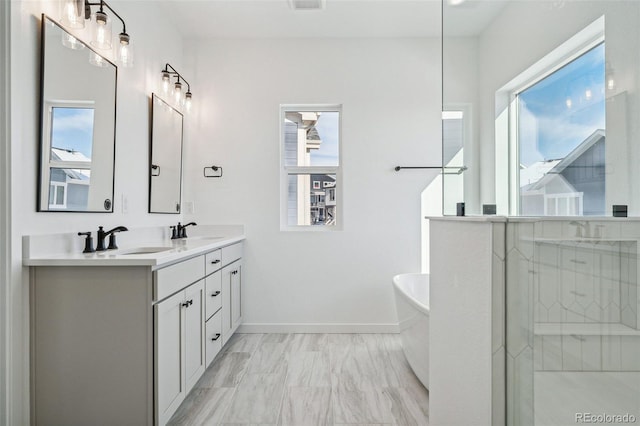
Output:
[38, 15, 117, 212]
[149, 94, 183, 214]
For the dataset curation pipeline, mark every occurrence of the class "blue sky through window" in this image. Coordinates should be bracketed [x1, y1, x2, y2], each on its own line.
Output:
[50, 107, 95, 158]
[311, 111, 339, 166]
[519, 43, 605, 166]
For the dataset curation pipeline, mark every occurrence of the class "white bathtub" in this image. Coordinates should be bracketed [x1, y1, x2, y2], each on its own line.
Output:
[392, 273, 429, 389]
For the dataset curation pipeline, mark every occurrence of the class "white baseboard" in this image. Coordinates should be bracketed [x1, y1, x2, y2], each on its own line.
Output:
[236, 323, 400, 334]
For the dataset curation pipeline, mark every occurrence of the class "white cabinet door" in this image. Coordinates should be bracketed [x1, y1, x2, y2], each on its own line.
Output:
[231, 260, 242, 332]
[155, 290, 185, 426]
[184, 280, 205, 393]
[221, 264, 233, 345]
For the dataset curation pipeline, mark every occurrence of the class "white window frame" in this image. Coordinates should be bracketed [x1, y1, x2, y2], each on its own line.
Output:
[495, 16, 605, 216]
[40, 101, 94, 209]
[280, 104, 342, 231]
[48, 180, 68, 209]
[544, 192, 584, 216]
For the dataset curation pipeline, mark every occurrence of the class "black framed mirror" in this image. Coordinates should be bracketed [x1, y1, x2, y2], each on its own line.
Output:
[149, 94, 183, 213]
[38, 14, 117, 212]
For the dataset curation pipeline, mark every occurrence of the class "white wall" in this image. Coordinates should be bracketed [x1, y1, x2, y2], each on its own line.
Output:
[8, 1, 189, 423]
[183, 38, 441, 331]
[1, 2, 11, 424]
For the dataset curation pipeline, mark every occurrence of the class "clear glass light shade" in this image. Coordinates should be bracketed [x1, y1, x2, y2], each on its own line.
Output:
[61, 0, 85, 29]
[174, 81, 183, 104]
[89, 51, 109, 68]
[162, 72, 171, 94]
[91, 12, 112, 50]
[117, 33, 133, 67]
[184, 92, 193, 112]
[61, 32, 85, 50]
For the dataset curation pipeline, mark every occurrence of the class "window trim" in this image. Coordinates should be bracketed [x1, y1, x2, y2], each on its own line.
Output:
[280, 104, 342, 231]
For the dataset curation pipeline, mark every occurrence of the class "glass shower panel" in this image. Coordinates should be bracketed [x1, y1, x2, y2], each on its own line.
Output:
[442, 110, 466, 215]
[507, 219, 640, 426]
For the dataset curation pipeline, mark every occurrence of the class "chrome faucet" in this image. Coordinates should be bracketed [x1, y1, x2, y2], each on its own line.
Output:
[96, 226, 129, 251]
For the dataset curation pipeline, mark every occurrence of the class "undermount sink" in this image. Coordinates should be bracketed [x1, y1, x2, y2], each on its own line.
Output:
[117, 247, 174, 255]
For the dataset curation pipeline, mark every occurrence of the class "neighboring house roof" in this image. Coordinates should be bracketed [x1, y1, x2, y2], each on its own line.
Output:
[520, 159, 561, 188]
[520, 129, 605, 191]
[51, 147, 91, 181]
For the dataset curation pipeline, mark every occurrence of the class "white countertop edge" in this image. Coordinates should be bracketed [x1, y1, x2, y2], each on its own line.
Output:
[23, 232, 245, 269]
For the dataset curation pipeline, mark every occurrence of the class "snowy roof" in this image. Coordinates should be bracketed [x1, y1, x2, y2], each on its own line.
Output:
[519, 129, 605, 189]
[51, 148, 91, 181]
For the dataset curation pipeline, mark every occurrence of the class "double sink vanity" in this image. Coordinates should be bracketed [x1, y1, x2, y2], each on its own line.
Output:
[23, 225, 245, 425]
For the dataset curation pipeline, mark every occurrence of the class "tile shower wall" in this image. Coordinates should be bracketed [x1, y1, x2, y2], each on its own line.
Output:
[507, 220, 640, 426]
[534, 240, 637, 326]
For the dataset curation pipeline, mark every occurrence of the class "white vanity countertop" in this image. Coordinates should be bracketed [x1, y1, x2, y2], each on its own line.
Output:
[23, 225, 245, 269]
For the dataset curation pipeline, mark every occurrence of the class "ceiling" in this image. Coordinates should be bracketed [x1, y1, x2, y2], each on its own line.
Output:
[151, 0, 509, 40]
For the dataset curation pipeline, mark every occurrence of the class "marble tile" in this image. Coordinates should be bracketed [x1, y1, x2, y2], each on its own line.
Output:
[493, 222, 506, 261]
[492, 347, 506, 426]
[279, 387, 332, 426]
[287, 333, 329, 352]
[331, 385, 393, 424]
[582, 336, 601, 372]
[542, 336, 562, 371]
[620, 337, 640, 371]
[561, 335, 582, 371]
[492, 253, 505, 353]
[602, 336, 622, 371]
[247, 342, 288, 375]
[171, 333, 431, 426]
[286, 351, 331, 387]
[197, 351, 251, 388]
[223, 333, 264, 354]
[222, 372, 287, 424]
[384, 387, 429, 426]
[168, 387, 235, 426]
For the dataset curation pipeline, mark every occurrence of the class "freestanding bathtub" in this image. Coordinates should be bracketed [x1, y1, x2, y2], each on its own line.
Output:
[392, 273, 429, 389]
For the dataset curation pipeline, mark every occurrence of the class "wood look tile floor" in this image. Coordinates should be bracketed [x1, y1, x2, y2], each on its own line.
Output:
[168, 333, 429, 426]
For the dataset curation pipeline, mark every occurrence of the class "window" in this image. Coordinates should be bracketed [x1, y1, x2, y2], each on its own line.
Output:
[515, 42, 606, 216]
[281, 105, 341, 229]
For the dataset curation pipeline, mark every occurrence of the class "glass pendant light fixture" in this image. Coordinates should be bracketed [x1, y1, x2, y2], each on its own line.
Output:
[91, 9, 112, 49]
[184, 91, 193, 112]
[61, 0, 85, 28]
[59, 0, 133, 67]
[117, 32, 133, 67]
[162, 71, 171, 94]
[174, 80, 183, 104]
[160, 64, 194, 112]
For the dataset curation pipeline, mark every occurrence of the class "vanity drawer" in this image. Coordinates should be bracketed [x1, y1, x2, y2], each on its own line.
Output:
[205, 249, 222, 275]
[154, 255, 205, 301]
[205, 310, 223, 367]
[221, 242, 243, 266]
[205, 270, 222, 320]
